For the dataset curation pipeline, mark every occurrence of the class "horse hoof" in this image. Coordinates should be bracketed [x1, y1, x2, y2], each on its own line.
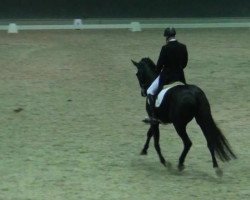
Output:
[140, 150, 147, 155]
[165, 161, 172, 169]
[178, 165, 185, 172]
[215, 167, 223, 177]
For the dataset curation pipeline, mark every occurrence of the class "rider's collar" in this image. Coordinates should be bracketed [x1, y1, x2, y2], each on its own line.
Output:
[169, 38, 177, 42]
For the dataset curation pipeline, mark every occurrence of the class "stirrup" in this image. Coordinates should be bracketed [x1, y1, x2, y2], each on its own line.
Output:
[142, 117, 151, 124]
[142, 117, 159, 124]
[149, 117, 159, 124]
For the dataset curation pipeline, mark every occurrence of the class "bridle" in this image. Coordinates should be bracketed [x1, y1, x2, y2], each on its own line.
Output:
[136, 72, 148, 96]
[136, 60, 156, 97]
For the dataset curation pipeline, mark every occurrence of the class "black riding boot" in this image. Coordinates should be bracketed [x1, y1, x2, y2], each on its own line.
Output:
[147, 94, 158, 124]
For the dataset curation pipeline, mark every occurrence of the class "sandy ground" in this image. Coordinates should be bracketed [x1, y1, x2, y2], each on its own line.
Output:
[0, 28, 249, 200]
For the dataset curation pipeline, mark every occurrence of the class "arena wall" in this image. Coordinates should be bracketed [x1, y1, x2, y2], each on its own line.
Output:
[0, 0, 249, 19]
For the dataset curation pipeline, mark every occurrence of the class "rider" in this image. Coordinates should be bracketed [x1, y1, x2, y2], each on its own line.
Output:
[146, 27, 188, 123]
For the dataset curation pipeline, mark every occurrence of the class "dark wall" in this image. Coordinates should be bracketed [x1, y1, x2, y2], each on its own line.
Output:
[0, 0, 249, 19]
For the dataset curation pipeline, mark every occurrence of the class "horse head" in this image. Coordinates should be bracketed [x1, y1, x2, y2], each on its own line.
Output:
[132, 57, 158, 96]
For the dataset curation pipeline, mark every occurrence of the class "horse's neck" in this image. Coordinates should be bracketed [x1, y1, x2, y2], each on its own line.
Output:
[148, 69, 158, 84]
[144, 60, 158, 83]
[149, 73, 157, 84]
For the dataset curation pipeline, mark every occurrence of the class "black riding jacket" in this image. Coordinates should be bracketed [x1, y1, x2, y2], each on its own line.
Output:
[156, 40, 188, 86]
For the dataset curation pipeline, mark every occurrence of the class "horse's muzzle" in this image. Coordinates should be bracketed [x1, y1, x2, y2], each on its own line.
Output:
[141, 89, 147, 97]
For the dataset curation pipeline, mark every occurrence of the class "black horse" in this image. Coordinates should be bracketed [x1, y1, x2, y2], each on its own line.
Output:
[132, 57, 236, 176]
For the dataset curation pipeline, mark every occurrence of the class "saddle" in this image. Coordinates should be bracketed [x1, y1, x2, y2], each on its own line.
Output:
[155, 81, 184, 107]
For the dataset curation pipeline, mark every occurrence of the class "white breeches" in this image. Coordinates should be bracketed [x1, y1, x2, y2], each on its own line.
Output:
[147, 75, 160, 95]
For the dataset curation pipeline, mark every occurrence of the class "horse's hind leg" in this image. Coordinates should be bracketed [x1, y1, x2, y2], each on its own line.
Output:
[173, 124, 192, 171]
[196, 116, 224, 176]
[140, 126, 154, 155]
[152, 124, 167, 167]
[196, 121, 221, 173]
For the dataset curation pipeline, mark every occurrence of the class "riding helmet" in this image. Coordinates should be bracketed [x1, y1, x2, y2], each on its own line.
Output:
[164, 27, 176, 38]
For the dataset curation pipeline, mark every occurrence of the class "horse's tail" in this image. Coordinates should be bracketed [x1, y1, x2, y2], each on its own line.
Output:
[194, 88, 237, 162]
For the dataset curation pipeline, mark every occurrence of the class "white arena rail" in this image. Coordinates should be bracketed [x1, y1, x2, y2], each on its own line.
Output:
[0, 18, 249, 33]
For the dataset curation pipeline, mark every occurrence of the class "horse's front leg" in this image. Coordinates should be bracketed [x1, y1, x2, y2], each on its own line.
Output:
[140, 126, 154, 155]
[152, 124, 168, 167]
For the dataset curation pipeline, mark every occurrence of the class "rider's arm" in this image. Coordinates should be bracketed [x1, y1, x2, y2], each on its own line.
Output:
[156, 46, 166, 74]
[183, 45, 188, 69]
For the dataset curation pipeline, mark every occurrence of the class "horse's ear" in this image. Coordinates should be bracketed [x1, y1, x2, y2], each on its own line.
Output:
[131, 60, 138, 68]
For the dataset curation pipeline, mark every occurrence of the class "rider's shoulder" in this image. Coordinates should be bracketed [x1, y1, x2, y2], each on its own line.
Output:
[177, 41, 187, 47]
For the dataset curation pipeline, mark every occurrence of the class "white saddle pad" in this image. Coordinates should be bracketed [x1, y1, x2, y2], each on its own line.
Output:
[155, 82, 184, 107]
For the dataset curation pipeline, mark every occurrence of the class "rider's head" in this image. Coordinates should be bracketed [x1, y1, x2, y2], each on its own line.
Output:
[164, 27, 176, 41]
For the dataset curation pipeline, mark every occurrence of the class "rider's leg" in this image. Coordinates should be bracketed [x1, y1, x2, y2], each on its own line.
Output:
[147, 76, 160, 96]
[145, 76, 160, 123]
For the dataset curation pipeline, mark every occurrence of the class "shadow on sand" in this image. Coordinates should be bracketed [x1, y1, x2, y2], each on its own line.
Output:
[130, 157, 224, 183]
